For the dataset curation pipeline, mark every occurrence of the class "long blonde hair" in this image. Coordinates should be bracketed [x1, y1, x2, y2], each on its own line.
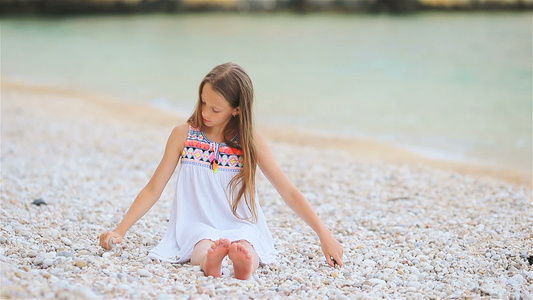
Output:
[187, 62, 258, 222]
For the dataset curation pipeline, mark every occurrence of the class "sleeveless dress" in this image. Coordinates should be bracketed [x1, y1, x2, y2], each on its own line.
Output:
[149, 125, 277, 264]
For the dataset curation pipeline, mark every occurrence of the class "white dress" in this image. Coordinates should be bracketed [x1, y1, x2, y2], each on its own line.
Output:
[149, 126, 277, 264]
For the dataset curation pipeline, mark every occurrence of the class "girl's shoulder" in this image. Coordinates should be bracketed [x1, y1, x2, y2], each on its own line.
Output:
[254, 132, 268, 148]
[168, 123, 190, 147]
[253, 132, 272, 158]
[172, 123, 191, 136]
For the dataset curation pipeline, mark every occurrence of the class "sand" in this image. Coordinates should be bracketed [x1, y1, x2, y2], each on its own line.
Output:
[1, 81, 532, 299]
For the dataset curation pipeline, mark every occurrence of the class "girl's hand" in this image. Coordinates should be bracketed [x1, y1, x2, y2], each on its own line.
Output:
[319, 230, 344, 267]
[99, 231, 123, 250]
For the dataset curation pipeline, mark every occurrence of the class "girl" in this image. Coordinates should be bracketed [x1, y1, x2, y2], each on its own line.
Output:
[100, 62, 343, 280]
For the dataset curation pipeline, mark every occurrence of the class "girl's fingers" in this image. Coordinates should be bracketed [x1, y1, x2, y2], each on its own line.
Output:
[321, 237, 344, 267]
[99, 232, 122, 250]
[326, 253, 343, 268]
[113, 236, 123, 244]
[109, 235, 123, 247]
[100, 232, 111, 250]
[325, 255, 334, 267]
[332, 255, 343, 267]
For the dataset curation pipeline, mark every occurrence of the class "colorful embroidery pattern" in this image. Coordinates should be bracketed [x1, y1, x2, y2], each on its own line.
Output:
[181, 126, 244, 172]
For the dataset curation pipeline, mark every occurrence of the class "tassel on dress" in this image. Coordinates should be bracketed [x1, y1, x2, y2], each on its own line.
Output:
[211, 158, 218, 173]
[209, 146, 219, 173]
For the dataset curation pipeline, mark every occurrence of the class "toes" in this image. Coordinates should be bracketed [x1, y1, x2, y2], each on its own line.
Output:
[218, 238, 230, 248]
[238, 243, 248, 254]
[229, 243, 250, 258]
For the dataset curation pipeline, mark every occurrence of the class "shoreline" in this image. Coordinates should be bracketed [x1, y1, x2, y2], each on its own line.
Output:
[2, 79, 530, 188]
[263, 125, 532, 188]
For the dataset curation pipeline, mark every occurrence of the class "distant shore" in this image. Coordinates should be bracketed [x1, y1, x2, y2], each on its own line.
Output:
[1, 0, 532, 15]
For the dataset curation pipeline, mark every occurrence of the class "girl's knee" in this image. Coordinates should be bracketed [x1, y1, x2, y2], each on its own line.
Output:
[194, 239, 214, 248]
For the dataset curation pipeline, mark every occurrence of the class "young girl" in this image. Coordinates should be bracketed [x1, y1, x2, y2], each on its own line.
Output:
[99, 62, 343, 280]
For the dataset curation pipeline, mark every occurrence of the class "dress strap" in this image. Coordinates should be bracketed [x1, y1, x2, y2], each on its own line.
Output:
[188, 125, 200, 135]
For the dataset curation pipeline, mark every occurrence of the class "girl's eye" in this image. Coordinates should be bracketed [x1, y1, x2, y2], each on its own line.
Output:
[213, 109, 221, 113]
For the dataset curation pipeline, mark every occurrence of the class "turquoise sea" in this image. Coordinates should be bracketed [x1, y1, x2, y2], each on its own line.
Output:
[1, 12, 531, 171]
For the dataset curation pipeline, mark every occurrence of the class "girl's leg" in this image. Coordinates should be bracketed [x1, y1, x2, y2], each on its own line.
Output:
[190, 238, 230, 277]
[228, 240, 260, 280]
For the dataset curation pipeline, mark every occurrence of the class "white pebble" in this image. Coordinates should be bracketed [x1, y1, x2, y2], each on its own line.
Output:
[74, 286, 100, 299]
[58, 251, 75, 258]
[138, 269, 152, 277]
[362, 260, 377, 267]
[221, 267, 230, 278]
[507, 274, 524, 285]
[50, 268, 63, 276]
[368, 278, 386, 286]
[142, 257, 153, 264]
[407, 281, 421, 289]
[423, 265, 434, 272]
[60, 237, 73, 246]
[43, 258, 54, 267]
[192, 265, 201, 272]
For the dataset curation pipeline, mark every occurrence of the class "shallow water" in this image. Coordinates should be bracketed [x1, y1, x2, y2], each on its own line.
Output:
[1, 12, 531, 171]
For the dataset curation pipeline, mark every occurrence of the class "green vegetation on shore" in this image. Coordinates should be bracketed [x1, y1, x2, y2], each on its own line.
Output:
[1, 0, 532, 15]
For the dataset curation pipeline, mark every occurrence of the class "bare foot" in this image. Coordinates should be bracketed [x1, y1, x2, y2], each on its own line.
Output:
[229, 243, 253, 280]
[204, 238, 230, 277]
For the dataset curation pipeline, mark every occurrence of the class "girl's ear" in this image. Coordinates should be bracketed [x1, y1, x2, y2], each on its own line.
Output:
[233, 107, 241, 116]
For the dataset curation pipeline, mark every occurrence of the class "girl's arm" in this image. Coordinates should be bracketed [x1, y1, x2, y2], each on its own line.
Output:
[256, 134, 344, 267]
[99, 124, 189, 250]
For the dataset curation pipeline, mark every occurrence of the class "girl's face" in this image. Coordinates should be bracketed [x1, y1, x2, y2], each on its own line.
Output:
[201, 83, 239, 129]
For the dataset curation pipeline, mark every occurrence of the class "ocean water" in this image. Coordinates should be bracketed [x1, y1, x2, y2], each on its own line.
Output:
[1, 12, 531, 171]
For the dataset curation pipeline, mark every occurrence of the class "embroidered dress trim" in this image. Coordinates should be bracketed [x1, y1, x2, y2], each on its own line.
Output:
[181, 126, 244, 173]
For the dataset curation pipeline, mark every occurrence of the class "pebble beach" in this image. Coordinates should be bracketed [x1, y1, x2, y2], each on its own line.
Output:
[1, 82, 532, 299]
